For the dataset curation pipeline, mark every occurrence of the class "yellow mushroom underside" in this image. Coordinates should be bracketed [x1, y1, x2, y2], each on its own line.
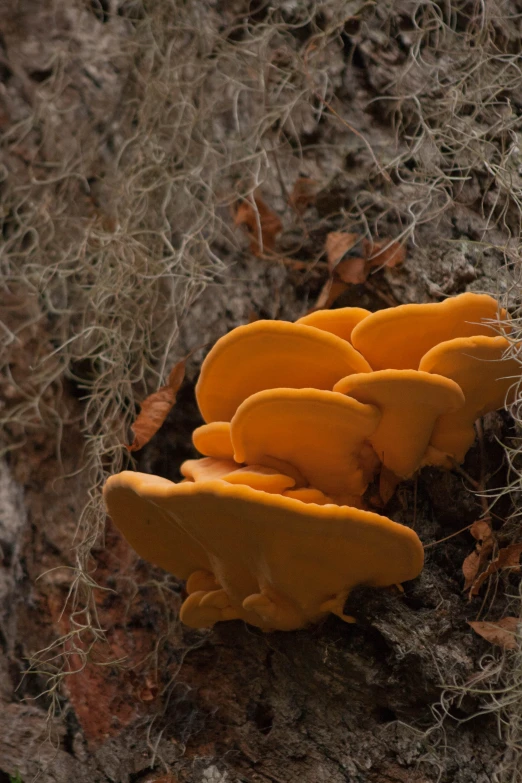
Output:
[231, 388, 381, 496]
[419, 335, 519, 461]
[104, 473, 424, 631]
[195, 320, 371, 422]
[351, 292, 508, 371]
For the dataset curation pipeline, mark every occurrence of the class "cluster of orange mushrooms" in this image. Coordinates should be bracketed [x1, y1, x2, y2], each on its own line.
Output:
[104, 293, 517, 632]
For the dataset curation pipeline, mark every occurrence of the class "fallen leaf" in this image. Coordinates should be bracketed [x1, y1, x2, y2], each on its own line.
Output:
[311, 277, 349, 311]
[363, 238, 406, 269]
[316, 231, 405, 310]
[470, 519, 493, 543]
[336, 255, 368, 284]
[127, 360, 186, 452]
[462, 518, 495, 591]
[234, 195, 282, 255]
[470, 542, 522, 596]
[469, 617, 520, 650]
[462, 550, 481, 591]
[325, 232, 361, 274]
[288, 176, 318, 213]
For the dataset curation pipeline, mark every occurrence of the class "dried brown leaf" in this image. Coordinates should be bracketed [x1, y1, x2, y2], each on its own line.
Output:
[463, 519, 495, 592]
[127, 359, 186, 452]
[325, 231, 361, 275]
[336, 255, 368, 285]
[288, 176, 318, 214]
[364, 238, 406, 268]
[234, 195, 282, 255]
[470, 543, 522, 596]
[311, 277, 349, 311]
[470, 519, 493, 542]
[469, 617, 520, 650]
[463, 550, 481, 591]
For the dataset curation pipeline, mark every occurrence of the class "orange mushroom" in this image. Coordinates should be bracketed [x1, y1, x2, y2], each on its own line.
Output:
[195, 320, 371, 422]
[351, 292, 508, 371]
[181, 457, 297, 494]
[296, 307, 370, 343]
[104, 472, 424, 631]
[192, 422, 234, 459]
[230, 388, 381, 497]
[419, 335, 519, 462]
[180, 457, 240, 482]
[334, 370, 465, 478]
[282, 487, 335, 505]
[222, 465, 296, 494]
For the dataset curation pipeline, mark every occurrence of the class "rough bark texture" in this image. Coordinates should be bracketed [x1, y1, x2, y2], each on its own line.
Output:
[0, 2, 521, 782]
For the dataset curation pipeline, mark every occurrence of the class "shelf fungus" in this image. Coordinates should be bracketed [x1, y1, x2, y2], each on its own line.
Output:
[195, 319, 371, 422]
[230, 388, 381, 497]
[351, 292, 507, 371]
[296, 306, 370, 343]
[192, 422, 234, 459]
[419, 335, 519, 464]
[104, 292, 513, 632]
[334, 370, 465, 478]
[104, 473, 424, 631]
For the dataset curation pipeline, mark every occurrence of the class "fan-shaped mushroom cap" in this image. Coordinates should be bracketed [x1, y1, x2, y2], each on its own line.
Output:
[192, 422, 233, 459]
[334, 370, 465, 478]
[351, 292, 508, 370]
[196, 320, 371, 422]
[103, 472, 424, 631]
[231, 388, 381, 496]
[103, 472, 211, 579]
[296, 307, 370, 343]
[419, 335, 519, 462]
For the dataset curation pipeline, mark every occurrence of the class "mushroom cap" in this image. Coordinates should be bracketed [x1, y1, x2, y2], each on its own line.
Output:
[192, 422, 234, 459]
[282, 487, 334, 505]
[181, 458, 295, 493]
[103, 472, 211, 579]
[180, 457, 240, 482]
[222, 465, 296, 494]
[103, 472, 424, 630]
[334, 370, 465, 478]
[351, 292, 508, 370]
[296, 307, 370, 343]
[195, 320, 371, 422]
[419, 335, 519, 461]
[231, 388, 381, 496]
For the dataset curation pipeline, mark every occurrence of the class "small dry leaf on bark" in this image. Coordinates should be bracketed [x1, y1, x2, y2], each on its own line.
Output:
[312, 277, 352, 311]
[462, 519, 495, 592]
[469, 617, 520, 650]
[234, 195, 282, 255]
[363, 238, 406, 269]
[127, 359, 186, 452]
[288, 176, 318, 214]
[312, 232, 406, 311]
[326, 231, 367, 283]
[469, 542, 522, 597]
